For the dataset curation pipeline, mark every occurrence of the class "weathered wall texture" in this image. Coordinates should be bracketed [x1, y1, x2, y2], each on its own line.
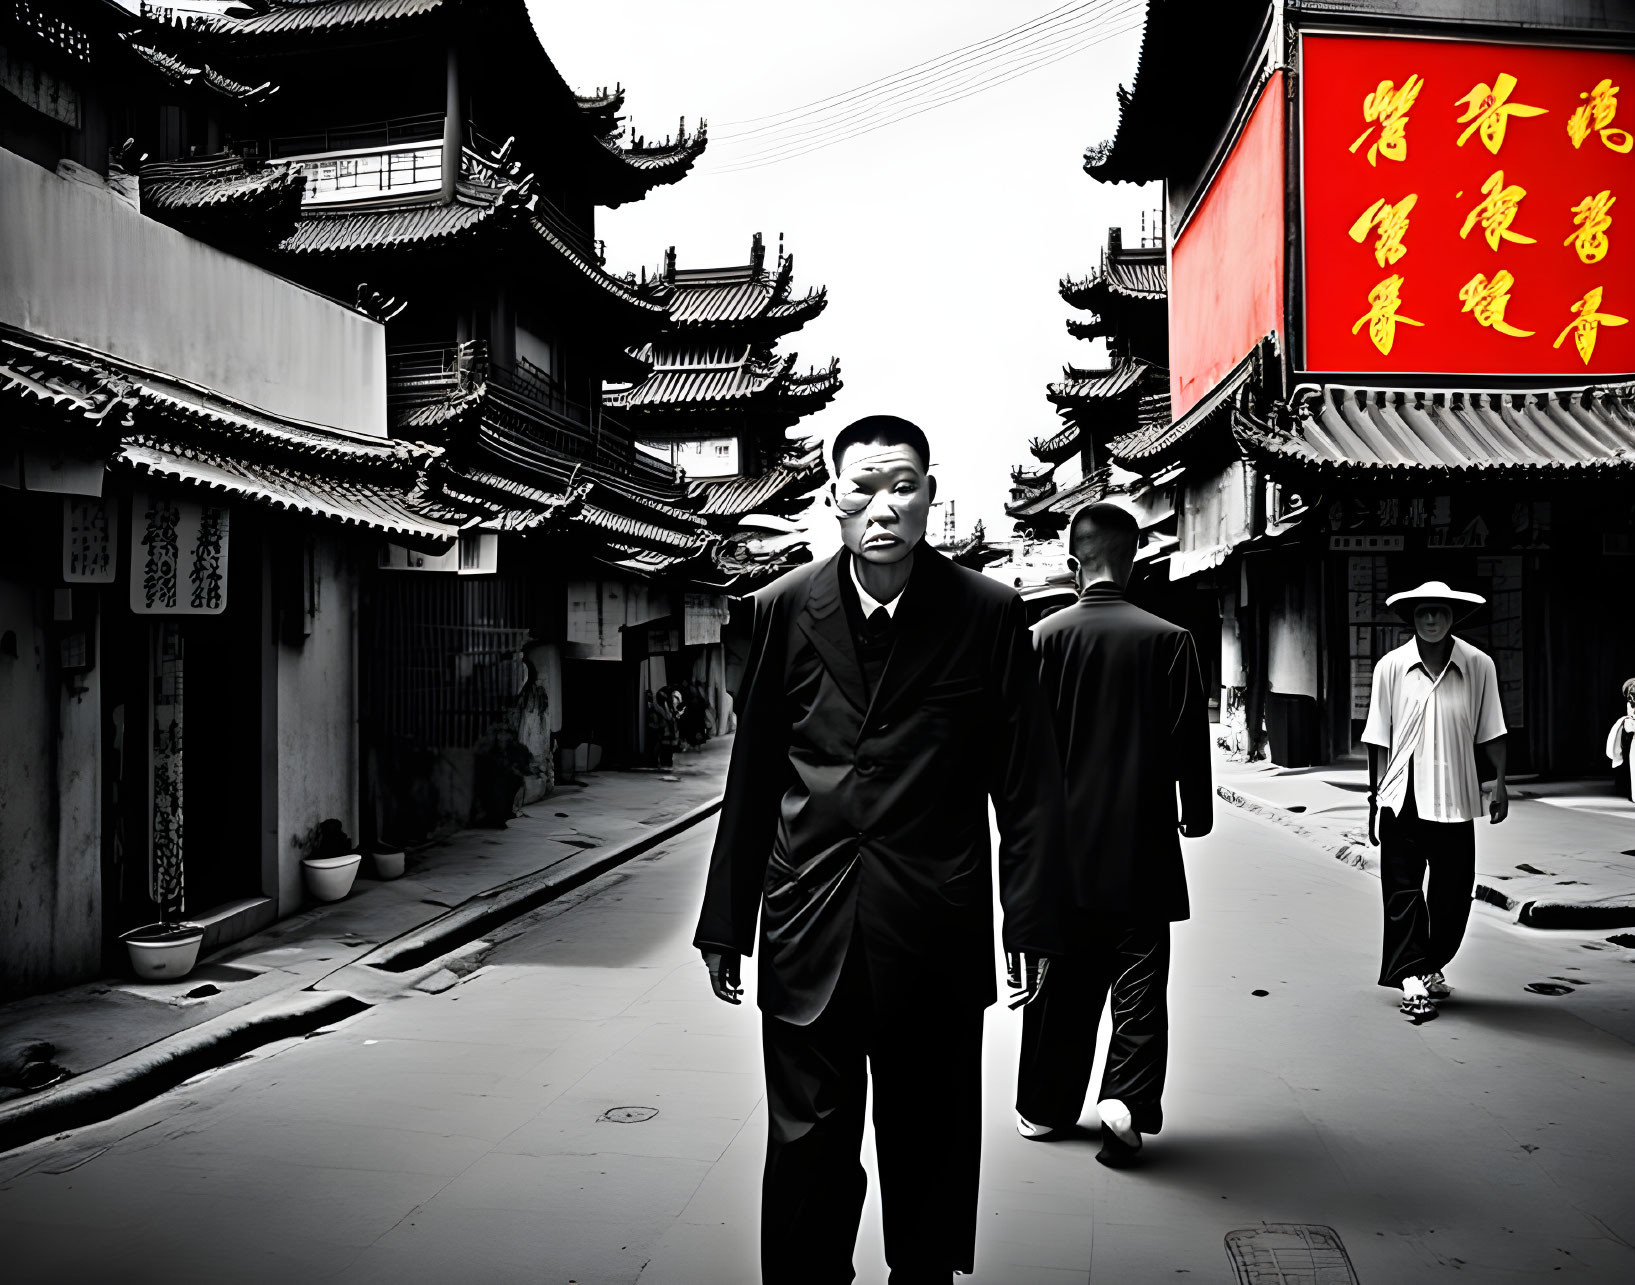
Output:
[1268, 562, 1322, 699]
[274, 539, 359, 914]
[0, 576, 101, 998]
[0, 147, 386, 437]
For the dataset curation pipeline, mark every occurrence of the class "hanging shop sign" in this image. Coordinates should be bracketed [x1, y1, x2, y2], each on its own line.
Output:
[1325, 494, 1550, 550]
[129, 491, 230, 615]
[1301, 36, 1635, 377]
[63, 495, 117, 583]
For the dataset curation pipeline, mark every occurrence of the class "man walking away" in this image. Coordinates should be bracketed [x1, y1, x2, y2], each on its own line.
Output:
[1364, 580, 1508, 1022]
[695, 415, 1070, 1283]
[1015, 501, 1213, 1167]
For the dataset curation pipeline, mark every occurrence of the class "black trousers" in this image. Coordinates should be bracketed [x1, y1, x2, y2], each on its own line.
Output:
[1377, 782, 1476, 987]
[761, 943, 984, 1285]
[1015, 913, 1170, 1137]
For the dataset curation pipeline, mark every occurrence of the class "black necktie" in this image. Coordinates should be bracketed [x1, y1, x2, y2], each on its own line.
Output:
[867, 607, 891, 638]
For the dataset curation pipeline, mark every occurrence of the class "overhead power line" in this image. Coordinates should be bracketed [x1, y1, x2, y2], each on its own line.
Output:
[705, 9, 1143, 175]
[714, 0, 1114, 139]
[713, 0, 1140, 165]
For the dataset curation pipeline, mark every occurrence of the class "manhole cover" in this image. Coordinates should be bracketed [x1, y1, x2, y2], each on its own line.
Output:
[1226, 1224, 1358, 1285]
[601, 1106, 659, 1124]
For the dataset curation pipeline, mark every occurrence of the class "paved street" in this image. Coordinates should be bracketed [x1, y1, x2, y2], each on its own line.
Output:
[3, 805, 1633, 1284]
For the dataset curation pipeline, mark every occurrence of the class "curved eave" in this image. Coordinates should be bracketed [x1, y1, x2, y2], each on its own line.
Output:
[590, 127, 708, 208]
[1029, 423, 1080, 465]
[1067, 316, 1114, 342]
[120, 34, 279, 103]
[201, 0, 451, 44]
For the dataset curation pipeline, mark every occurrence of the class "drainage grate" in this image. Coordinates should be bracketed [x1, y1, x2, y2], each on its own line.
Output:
[601, 1106, 659, 1123]
[1225, 1224, 1359, 1285]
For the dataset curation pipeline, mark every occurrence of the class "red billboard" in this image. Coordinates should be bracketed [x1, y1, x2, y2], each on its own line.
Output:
[1172, 72, 1286, 420]
[1301, 35, 1635, 377]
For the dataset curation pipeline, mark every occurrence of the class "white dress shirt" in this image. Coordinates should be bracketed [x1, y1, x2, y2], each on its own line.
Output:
[1362, 636, 1507, 822]
[850, 555, 904, 619]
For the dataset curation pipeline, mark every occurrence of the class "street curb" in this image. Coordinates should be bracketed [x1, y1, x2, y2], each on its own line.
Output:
[0, 991, 367, 1158]
[1217, 784, 1635, 930]
[0, 793, 724, 1158]
[362, 794, 724, 973]
[1216, 784, 1376, 876]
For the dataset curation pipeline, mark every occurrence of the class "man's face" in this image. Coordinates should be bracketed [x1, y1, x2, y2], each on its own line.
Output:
[831, 441, 934, 564]
[1413, 601, 1454, 643]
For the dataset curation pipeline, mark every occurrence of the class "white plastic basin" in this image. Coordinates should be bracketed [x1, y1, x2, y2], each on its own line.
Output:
[302, 853, 363, 902]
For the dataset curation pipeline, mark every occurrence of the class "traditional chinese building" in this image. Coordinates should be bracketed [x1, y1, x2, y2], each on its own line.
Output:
[1086, 0, 1635, 773]
[611, 232, 839, 493]
[137, 0, 790, 838]
[1009, 225, 1172, 548]
[0, 0, 469, 995]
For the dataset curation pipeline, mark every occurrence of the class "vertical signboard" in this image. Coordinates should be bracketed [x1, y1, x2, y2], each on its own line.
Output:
[63, 495, 117, 583]
[1302, 36, 1635, 376]
[129, 492, 230, 615]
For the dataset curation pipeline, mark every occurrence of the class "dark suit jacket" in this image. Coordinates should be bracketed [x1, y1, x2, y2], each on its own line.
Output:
[695, 542, 1070, 1025]
[1033, 582, 1213, 922]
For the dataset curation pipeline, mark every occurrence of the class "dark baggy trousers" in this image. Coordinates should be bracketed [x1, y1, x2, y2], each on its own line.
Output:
[1377, 779, 1476, 987]
[761, 943, 984, 1285]
[1015, 912, 1170, 1137]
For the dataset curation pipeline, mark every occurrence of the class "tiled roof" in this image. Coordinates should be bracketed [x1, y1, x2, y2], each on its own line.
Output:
[1238, 384, 1635, 481]
[202, 0, 448, 41]
[277, 174, 663, 316]
[1066, 316, 1115, 342]
[608, 350, 840, 416]
[1043, 470, 1112, 516]
[688, 444, 826, 519]
[1047, 358, 1151, 407]
[141, 154, 306, 241]
[1108, 357, 1248, 468]
[643, 247, 828, 336]
[120, 439, 453, 545]
[2, 328, 456, 546]
[595, 124, 708, 199]
[119, 33, 278, 101]
[1059, 257, 1166, 310]
[1030, 421, 1080, 465]
[577, 87, 626, 136]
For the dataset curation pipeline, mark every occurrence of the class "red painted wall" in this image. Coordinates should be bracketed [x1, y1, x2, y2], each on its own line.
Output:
[1170, 71, 1287, 420]
[1302, 35, 1635, 378]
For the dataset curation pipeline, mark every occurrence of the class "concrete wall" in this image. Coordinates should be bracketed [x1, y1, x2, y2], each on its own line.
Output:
[274, 538, 359, 914]
[0, 147, 386, 437]
[0, 574, 101, 998]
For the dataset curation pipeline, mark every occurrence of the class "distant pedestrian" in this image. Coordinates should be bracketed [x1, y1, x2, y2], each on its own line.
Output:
[695, 414, 1069, 1283]
[1364, 580, 1509, 1022]
[645, 690, 673, 769]
[1606, 676, 1635, 803]
[1013, 501, 1214, 1167]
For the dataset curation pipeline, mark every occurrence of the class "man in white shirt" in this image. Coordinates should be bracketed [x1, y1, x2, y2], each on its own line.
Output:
[1362, 580, 1509, 1022]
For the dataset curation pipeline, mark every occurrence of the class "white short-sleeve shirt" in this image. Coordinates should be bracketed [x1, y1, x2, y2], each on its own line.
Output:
[1361, 636, 1507, 822]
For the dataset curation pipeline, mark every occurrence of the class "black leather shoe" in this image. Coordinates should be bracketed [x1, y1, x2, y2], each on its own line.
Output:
[1095, 1129, 1142, 1167]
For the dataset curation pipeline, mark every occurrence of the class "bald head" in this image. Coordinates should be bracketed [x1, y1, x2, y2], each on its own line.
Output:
[1068, 501, 1139, 588]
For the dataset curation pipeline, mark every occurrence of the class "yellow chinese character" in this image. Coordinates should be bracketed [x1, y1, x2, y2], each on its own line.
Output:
[1567, 78, 1634, 153]
[1455, 72, 1547, 153]
[1552, 286, 1628, 364]
[1457, 270, 1534, 338]
[1350, 74, 1424, 165]
[1348, 193, 1419, 266]
[1563, 189, 1615, 264]
[1458, 170, 1537, 252]
[1351, 274, 1425, 355]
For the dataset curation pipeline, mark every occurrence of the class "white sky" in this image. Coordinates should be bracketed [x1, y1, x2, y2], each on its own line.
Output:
[535, 0, 1157, 553]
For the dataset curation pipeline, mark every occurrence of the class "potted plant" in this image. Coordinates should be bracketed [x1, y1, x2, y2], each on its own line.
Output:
[301, 817, 363, 902]
[121, 714, 205, 980]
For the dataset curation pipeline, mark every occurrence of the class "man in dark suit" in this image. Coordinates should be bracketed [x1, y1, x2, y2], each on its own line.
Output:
[695, 415, 1069, 1285]
[1014, 501, 1213, 1166]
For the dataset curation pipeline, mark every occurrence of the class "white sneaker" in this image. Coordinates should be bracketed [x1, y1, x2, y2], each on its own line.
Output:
[1096, 1098, 1140, 1147]
[1422, 971, 1452, 1000]
[1016, 1113, 1061, 1140]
